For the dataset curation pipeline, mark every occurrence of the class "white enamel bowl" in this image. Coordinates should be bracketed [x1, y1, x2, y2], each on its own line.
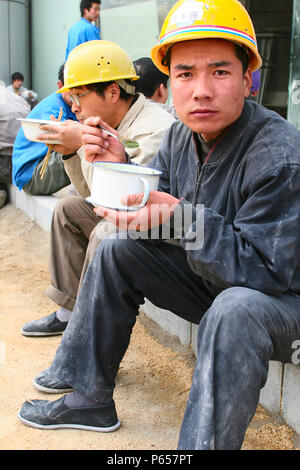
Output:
[17, 118, 63, 144]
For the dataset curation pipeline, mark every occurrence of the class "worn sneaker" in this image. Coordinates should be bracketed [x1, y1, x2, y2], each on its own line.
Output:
[18, 396, 121, 432]
[21, 312, 68, 337]
[33, 368, 74, 394]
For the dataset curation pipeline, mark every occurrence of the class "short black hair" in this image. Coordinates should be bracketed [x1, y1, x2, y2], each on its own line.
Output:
[11, 72, 24, 82]
[234, 44, 250, 74]
[86, 80, 134, 101]
[80, 0, 101, 16]
[133, 57, 168, 98]
[163, 41, 250, 75]
[58, 64, 65, 85]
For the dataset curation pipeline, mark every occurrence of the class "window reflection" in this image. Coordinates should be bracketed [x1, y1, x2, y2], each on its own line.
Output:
[101, 0, 153, 9]
[156, 0, 177, 30]
[101, 0, 178, 31]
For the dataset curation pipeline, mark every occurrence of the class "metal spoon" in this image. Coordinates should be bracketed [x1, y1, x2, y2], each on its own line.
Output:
[97, 125, 139, 149]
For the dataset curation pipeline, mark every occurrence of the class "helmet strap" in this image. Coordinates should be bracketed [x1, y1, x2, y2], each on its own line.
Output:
[116, 79, 135, 95]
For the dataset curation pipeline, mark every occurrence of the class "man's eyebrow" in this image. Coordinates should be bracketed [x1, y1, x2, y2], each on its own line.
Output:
[208, 61, 232, 68]
[173, 64, 194, 71]
[173, 61, 232, 70]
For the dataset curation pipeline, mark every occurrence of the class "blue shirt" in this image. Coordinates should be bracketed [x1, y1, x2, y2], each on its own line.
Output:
[65, 17, 101, 60]
[12, 92, 77, 190]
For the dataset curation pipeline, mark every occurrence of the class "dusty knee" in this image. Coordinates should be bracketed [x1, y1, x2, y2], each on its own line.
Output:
[92, 237, 147, 274]
[53, 195, 82, 221]
[208, 287, 268, 329]
[90, 221, 118, 245]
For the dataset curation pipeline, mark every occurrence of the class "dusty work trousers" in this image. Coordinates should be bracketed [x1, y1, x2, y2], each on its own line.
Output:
[23, 152, 70, 196]
[45, 195, 117, 310]
[49, 236, 300, 450]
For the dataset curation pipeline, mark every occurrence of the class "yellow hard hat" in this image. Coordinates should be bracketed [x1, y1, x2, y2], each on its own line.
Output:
[58, 40, 139, 94]
[151, 0, 262, 74]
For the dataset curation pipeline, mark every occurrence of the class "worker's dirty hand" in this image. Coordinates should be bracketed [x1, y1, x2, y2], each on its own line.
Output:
[94, 191, 180, 232]
[82, 116, 127, 164]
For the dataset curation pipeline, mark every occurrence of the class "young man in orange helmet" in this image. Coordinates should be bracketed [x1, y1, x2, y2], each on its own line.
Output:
[19, 0, 300, 450]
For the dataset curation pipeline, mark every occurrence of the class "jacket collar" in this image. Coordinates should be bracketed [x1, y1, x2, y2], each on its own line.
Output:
[117, 93, 146, 134]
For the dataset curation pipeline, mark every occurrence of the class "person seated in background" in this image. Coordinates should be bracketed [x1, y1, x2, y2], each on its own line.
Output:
[133, 57, 177, 118]
[0, 84, 30, 209]
[12, 64, 78, 196]
[19, 41, 175, 395]
[249, 70, 261, 100]
[7, 72, 38, 109]
[133, 57, 169, 104]
[65, 0, 101, 60]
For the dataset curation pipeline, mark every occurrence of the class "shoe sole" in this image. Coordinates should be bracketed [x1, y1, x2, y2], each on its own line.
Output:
[18, 412, 121, 433]
[33, 379, 74, 394]
[21, 329, 64, 337]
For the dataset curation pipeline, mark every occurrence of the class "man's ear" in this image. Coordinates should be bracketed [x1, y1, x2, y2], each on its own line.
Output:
[244, 68, 252, 98]
[157, 84, 165, 98]
[107, 83, 121, 102]
[57, 80, 63, 90]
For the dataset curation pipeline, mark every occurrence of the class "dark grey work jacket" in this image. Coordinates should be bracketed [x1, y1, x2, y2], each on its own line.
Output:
[149, 100, 300, 296]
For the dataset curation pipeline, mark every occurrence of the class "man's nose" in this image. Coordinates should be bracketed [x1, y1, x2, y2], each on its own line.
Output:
[71, 102, 80, 113]
[192, 75, 214, 100]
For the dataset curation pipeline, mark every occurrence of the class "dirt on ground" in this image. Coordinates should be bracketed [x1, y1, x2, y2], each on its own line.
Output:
[0, 204, 299, 451]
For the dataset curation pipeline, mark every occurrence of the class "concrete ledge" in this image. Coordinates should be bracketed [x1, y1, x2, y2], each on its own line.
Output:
[281, 364, 300, 433]
[143, 299, 192, 346]
[259, 361, 283, 414]
[9, 185, 59, 232]
[8, 183, 300, 436]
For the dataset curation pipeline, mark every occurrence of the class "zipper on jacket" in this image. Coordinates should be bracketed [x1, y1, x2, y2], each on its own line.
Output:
[191, 126, 232, 205]
[191, 133, 204, 205]
[192, 160, 203, 205]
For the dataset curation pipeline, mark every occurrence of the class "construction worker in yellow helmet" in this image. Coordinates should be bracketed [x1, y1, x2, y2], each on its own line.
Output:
[19, 40, 174, 335]
[19, 0, 300, 452]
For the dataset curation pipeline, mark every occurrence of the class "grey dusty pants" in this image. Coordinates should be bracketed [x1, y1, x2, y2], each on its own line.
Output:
[45, 195, 117, 310]
[50, 236, 300, 450]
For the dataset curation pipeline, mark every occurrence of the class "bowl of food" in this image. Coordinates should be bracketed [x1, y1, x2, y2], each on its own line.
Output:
[16, 118, 63, 144]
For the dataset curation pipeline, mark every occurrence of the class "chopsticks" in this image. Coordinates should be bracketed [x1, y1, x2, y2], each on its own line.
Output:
[40, 107, 64, 180]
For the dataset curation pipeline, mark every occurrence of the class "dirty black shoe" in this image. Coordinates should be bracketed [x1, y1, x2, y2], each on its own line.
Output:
[33, 368, 74, 394]
[21, 312, 68, 337]
[18, 396, 121, 432]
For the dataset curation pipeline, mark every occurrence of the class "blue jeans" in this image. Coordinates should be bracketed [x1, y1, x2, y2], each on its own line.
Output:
[50, 237, 300, 449]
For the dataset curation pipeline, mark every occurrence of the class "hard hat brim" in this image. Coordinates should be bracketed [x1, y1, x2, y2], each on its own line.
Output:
[151, 34, 262, 75]
[57, 75, 140, 94]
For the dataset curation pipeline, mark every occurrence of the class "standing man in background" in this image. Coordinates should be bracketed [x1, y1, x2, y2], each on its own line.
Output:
[65, 0, 101, 60]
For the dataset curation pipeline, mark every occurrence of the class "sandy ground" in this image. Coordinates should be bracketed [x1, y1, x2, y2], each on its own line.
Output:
[0, 203, 299, 451]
